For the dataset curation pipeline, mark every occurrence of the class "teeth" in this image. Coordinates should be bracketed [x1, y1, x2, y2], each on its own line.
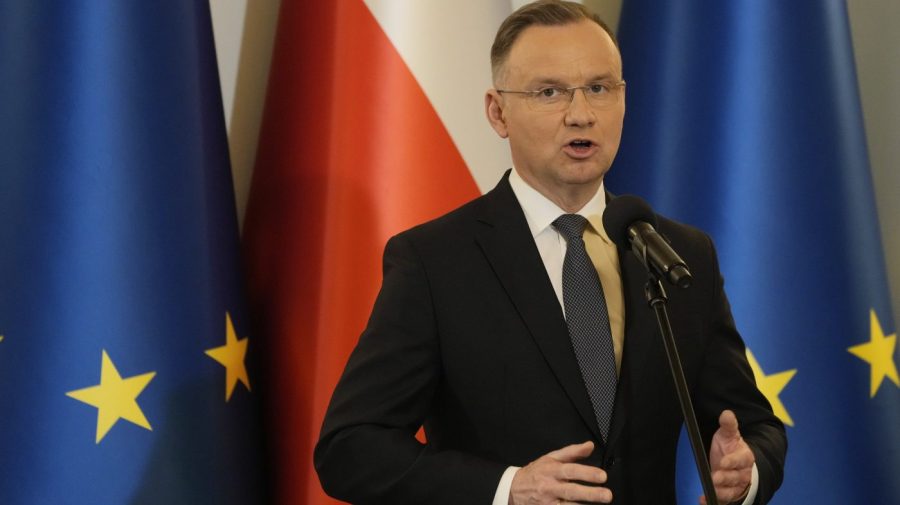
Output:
[571, 140, 591, 147]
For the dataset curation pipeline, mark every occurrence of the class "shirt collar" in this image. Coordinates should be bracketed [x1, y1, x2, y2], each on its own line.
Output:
[508, 168, 612, 243]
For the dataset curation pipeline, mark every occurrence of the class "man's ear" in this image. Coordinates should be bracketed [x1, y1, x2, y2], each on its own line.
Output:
[484, 90, 509, 139]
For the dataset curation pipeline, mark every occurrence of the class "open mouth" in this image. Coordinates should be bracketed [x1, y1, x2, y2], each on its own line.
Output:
[566, 140, 595, 155]
[563, 139, 597, 160]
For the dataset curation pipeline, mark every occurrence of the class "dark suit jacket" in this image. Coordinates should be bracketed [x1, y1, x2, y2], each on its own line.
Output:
[315, 172, 786, 504]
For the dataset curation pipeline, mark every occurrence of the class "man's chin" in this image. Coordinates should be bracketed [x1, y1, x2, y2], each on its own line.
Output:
[557, 163, 609, 186]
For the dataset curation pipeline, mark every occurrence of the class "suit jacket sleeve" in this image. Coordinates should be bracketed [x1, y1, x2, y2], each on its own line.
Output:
[314, 232, 507, 504]
[690, 232, 787, 505]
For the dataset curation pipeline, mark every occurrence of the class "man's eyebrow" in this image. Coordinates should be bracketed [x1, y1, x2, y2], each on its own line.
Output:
[586, 73, 620, 82]
[525, 77, 568, 87]
[525, 73, 620, 88]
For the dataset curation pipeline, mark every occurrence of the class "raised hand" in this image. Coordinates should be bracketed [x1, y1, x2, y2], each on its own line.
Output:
[700, 410, 754, 505]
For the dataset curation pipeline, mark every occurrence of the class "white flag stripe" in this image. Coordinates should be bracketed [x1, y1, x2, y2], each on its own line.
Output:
[362, 1, 515, 193]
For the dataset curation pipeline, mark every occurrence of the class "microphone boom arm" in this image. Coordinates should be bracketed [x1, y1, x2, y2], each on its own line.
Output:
[645, 277, 718, 505]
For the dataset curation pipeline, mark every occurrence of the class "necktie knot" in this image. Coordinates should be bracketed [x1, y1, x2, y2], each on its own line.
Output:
[553, 214, 589, 241]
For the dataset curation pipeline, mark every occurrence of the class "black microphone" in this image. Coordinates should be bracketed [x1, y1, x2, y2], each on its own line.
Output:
[602, 195, 692, 288]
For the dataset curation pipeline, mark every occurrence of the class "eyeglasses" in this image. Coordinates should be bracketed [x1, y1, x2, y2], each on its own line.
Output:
[496, 80, 625, 112]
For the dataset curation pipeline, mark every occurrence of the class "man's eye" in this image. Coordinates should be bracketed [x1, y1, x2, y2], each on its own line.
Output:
[588, 83, 610, 94]
[538, 87, 562, 98]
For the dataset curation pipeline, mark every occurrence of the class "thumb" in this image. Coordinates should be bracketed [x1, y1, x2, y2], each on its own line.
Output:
[717, 410, 740, 440]
[547, 441, 595, 462]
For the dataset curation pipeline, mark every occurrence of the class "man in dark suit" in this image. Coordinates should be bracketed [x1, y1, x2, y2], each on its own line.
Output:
[314, 1, 786, 504]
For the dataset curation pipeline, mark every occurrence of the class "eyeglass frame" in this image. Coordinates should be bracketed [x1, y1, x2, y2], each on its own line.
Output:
[495, 80, 626, 110]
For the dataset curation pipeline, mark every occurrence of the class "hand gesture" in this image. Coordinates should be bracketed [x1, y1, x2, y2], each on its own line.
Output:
[700, 410, 754, 505]
[509, 441, 612, 505]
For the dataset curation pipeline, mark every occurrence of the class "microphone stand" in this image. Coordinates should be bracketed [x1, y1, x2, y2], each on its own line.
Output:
[645, 276, 718, 505]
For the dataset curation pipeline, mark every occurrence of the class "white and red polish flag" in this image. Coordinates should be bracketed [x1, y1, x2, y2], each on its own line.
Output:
[241, 1, 523, 503]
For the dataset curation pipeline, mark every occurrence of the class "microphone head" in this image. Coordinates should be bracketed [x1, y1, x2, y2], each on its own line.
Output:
[602, 194, 658, 250]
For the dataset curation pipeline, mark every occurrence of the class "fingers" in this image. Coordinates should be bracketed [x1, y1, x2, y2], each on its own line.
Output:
[557, 461, 607, 484]
[711, 442, 753, 503]
[547, 440, 595, 462]
[717, 410, 740, 439]
[555, 481, 613, 503]
[510, 441, 613, 505]
[718, 446, 754, 471]
[704, 412, 753, 505]
[699, 462, 751, 504]
[709, 446, 753, 504]
[712, 467, 748, 488]
[715, 482, 751, 503]
[511, 464, 612, 505]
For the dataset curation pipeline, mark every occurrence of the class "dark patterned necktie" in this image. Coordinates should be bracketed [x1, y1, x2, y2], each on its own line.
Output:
[553, 214, 618, 440]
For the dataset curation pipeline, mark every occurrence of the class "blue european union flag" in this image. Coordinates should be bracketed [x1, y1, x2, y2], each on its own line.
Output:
[0, 2, 266, 503]
[612, 0, 900, 502]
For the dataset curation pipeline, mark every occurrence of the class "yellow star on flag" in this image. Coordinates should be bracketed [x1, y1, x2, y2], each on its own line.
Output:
[848, 309, 899, 398]
[66, 350, 156, 443]
[746, 349, 796, 427]
[205, 312, 251, 401]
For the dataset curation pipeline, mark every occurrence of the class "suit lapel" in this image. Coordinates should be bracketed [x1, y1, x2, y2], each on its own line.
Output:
[474, 173, 604, 443]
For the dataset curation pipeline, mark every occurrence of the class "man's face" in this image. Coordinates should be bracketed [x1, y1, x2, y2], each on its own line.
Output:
[487, 20, 625, 204]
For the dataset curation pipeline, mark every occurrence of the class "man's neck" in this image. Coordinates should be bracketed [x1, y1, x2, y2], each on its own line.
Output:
[548, 191, 598, 213]
[517, 173, 603, 213]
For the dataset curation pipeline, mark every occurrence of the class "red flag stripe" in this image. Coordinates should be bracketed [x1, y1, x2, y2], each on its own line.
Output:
[242, 1, 480, 503]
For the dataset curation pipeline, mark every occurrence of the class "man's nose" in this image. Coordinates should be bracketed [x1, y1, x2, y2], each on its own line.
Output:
[565, 88, 596, 126]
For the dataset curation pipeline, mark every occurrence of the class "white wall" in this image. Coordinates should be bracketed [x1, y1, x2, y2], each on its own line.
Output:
[211, 0, 900, 326]
[847, 0, 900, 328]
[209, 0, 281, 228]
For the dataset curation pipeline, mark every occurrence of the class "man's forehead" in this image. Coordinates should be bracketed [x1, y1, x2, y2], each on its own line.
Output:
[505, 59, 620, 83]
[501, 22, 621, 84]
